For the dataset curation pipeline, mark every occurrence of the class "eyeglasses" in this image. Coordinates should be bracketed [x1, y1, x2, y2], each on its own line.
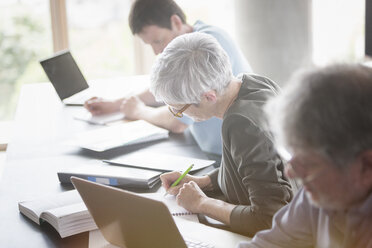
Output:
[285, 160, 327, 185]
[168, 104, 191, 118]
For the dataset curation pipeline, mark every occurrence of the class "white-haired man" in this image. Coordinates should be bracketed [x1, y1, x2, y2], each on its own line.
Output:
[151, 32, 293, 236]
[238, 64, 372, 247]
[84, 0, 252, 159]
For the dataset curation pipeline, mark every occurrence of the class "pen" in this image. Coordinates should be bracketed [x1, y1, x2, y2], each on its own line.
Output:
[164, 164, 194, 197]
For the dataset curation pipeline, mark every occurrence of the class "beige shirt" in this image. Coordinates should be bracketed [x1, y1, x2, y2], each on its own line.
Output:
[238, 189, 372, 248]
[207, 74, 293, 236]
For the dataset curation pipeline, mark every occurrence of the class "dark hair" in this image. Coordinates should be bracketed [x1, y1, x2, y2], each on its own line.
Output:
[129, 0, 187, 35]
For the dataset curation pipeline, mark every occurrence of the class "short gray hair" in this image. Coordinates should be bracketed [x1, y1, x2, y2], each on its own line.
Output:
[150, 32, 233, 104]
[265, 64, 372, 167]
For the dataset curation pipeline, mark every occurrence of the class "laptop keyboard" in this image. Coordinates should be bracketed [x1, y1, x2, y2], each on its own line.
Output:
[184, 238, 214, 248]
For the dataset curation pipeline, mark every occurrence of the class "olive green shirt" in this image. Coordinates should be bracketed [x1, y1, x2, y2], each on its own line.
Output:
[207, 74, 293, 236]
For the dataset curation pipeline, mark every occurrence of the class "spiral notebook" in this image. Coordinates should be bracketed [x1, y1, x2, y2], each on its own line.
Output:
[140, 192, 198, 222]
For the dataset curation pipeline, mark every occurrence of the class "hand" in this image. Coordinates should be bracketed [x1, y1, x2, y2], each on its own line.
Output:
[160, 171, 194, 195]
[176, 181, 208, 213]
[84, 97, 121, 116]
[119, 96, 146, 120]
[160, 172, 211, 195]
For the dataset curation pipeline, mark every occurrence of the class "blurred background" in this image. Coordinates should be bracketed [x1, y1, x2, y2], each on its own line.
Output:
[0, 0, 366, 121]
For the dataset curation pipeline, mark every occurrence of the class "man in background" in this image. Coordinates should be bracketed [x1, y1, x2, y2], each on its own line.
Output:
[84, 0, 251, 159]
[238, 64, 372, 248]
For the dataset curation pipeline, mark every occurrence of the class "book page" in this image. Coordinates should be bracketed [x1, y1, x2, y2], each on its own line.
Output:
[43, 202, 89, 223]
[18, 190, 82, 224]
[42, 202, 98, 238]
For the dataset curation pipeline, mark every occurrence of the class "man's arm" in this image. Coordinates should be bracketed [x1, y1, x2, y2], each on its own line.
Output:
[120, 96, 188, 133]
[175, 181, 236, 224]
[84, 97, 125, 115]
[136, 88, 160, 106]
[84, 88, 158, 116]
[237, 189, 314, 248]
[223, 115, 293, 236]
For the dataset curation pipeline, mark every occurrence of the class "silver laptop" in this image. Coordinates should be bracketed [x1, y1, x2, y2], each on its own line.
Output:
[40, 50, 95, 106]
[71, 177, 214, 248]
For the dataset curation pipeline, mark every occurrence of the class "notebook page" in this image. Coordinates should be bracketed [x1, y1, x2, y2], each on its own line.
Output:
[142, 192, 199, 222]
[140, 192, 192, 215]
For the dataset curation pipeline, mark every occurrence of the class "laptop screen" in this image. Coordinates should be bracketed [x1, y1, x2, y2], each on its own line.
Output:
[40, 50, 89, 100]
[366, 0, 372, 56]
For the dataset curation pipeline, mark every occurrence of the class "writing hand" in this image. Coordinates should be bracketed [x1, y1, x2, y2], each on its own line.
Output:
[176, 181, 208, 213]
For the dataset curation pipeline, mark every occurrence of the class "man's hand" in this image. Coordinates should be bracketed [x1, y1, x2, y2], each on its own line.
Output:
[120, 96, 146, 120]
[84, 97, 121, 116]
[160, 172, 212, 195]
[176, 181, 208, 213]
[160, 171, 194, 195]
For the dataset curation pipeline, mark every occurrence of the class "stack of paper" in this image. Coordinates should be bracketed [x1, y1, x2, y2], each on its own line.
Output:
[75, 120, 169, 152]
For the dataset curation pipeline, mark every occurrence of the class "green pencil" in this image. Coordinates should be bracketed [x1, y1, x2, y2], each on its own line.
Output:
[164, 164, 194, 196]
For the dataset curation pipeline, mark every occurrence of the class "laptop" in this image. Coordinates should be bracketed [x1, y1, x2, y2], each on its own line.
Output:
[71, 177, 214, 248]
[40, 50, 95, 106]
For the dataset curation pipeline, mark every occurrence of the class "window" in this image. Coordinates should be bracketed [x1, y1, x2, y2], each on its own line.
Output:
[177, 0, 236, 39]
[66, 0, 134, 80]
[0, 0, 52, 120]
[1, 0, 366, 121]
[312, 0, 365, 65]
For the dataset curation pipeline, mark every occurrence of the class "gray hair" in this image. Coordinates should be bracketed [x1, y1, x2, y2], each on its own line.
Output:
[265, 64, 372, 167]
[150, 32, 233, 104]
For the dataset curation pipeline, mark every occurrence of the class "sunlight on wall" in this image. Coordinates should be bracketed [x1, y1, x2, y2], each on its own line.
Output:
[312, 0, 365, 65]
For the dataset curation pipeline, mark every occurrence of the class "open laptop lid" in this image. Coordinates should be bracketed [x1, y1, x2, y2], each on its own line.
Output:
[71, 177, 187, 248]
[40, 50, 89, 102]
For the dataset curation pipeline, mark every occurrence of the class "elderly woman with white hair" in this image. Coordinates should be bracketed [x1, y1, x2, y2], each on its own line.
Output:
[151, 32, 293, 236]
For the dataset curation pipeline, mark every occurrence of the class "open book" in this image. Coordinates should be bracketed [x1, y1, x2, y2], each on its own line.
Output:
[19, 190, 197, 238]
[18, 190, 96, 238]
[75, 120, 169, 152]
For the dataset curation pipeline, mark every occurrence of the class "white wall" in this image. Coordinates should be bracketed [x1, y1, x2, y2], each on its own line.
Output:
[235, 0, 313, 86]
